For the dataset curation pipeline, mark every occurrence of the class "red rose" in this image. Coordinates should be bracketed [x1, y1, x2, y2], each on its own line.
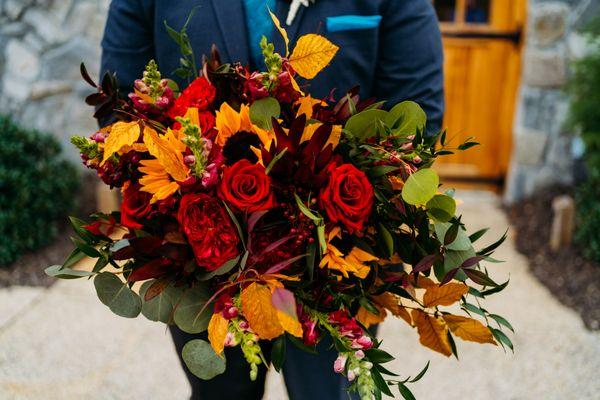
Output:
[168, 77, 216, 120]
[121, 184, 152, 230]
[177, 193, 240, 271]
[219, 160, 276, 213]
[319, 163, 374, 234]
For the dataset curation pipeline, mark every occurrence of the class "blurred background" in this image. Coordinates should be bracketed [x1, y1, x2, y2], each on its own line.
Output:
[0, 0, 599, 399]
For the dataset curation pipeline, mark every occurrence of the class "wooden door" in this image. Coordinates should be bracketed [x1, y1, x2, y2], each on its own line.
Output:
[433, 0, 526, 186]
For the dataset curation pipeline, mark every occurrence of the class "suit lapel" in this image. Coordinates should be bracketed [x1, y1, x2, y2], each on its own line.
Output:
[211, 0, 250, 63]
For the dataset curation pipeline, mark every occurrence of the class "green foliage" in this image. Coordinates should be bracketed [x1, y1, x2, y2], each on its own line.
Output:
[249, 96, 281, 130]
[401, 168, 439, 206]
[568, 17, 600, 178]
[94, 272, 142, 318]
[567, 16, 600, 261]
[0, 115, 79, 267]
[182, 339, 227, 380]
[574, 183, 600, 262]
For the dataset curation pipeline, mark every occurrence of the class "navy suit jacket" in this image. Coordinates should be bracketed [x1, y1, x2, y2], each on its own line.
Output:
[101, 0, 444, 133]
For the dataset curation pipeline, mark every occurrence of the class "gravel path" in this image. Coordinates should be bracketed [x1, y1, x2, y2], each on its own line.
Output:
[1, 191, 599, 400]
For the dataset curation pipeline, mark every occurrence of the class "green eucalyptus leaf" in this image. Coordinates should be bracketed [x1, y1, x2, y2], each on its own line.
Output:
[398, 383, 417, 400]
[140, 281, 184, 323]
[402, 168, 439, 206]
[426, 194, 456, 222]
[435, 222, 472, 251]
[385, 101, 426, 136]
[173, 284, 212, 334]
[294, 194, 321, 223]
[196, 256, 240, 281]
[364, 348, 395, 364]
[94, 272, 142, 318]
[489, 314, 514, 332]
[45, 264, 94, 279]
[271, 335, 286, 372]
[182, 339, 227, 380]
[440, 249, 474, 281]
[62, 248, 86, 269]
[344, 109, 388, 140]
[377, 223, 394, 258]
[249, 97, 280, 130]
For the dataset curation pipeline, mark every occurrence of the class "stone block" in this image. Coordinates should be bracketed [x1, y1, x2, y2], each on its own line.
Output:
[29, 80, 73, 100]
[530, 2, 570, 47]
[522, 48, 567, 88]
[520, 88, 566, 135]
[40, 38, 99, 81]
[0, 22, 27, 37]
[2, 75, 30, 101]
[513, 128, 549, 166]
[22, 8, 65, 43]
[4, 39, 40, 81]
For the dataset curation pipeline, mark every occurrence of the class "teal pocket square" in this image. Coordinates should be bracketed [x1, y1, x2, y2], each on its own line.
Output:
[326, 15, 382, 32]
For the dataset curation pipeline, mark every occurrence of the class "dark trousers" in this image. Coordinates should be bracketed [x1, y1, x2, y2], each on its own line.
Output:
[169, 325, 369, 400]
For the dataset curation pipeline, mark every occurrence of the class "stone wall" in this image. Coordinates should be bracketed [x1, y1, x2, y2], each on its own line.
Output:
[0, 0, 108, 162]
[504, 0, 599, 203]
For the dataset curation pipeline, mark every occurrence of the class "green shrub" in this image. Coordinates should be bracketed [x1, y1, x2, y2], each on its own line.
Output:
[568, 16, 600, 262]
[0, 115, 80, 267]
[574, 183, 600, 262]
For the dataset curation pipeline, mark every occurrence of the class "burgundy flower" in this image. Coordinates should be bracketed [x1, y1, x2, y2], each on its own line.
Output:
[219, 160, 276, 213]
[177, 193, 240, 271]
[319, 163, 374, 234]
[120, 184, 152, 230]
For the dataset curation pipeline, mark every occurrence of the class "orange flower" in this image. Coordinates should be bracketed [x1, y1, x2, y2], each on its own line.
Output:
[139, 127, 189, 203]
[319, 227, 378, 279]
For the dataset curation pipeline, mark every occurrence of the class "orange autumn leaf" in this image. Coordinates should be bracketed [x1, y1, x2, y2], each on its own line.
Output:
[289, 34, 339, 79]
[373, 292, 412, 325]
[442, 315, 496, 345]
[240, 283, 284, 340]
[143, 127, 188, 182]
[356, 306, 387, 328]
[423, 283, 469, 307]
[101, 121, 141, 165]
[411, 275, 437, 289]
[208, 312, 229, 355]
[412, 309, 452, 357]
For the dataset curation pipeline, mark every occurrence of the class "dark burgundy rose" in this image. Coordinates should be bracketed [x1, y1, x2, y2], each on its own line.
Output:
[318, 163, 374, 234]
[219, 160, 276, 213]
[177, 193, 240, 271]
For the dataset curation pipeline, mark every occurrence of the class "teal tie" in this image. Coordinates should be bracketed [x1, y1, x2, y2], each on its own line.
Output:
[242, 0, 276, 69]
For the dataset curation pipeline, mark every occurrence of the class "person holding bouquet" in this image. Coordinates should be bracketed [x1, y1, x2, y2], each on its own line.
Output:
[99, 1, 444, 399]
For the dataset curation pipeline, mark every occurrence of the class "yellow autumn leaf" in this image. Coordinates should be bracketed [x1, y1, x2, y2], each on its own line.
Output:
[269, 9, 289, 56]
[289, 74, 305, 96]
[442, 315, 497, 345]
[208, 313, 229, 355]
[356, 306, 387, 328]
[411, 309, 452, 357]
[101, 121, 140, 165]
[423, 283, 469, 307]
[143, 127, 188, 182]
[277, 310, 302, 337]
[289, 34, 339, 79]
[373, 292, 412, 325]
[240, 283, 284, 340]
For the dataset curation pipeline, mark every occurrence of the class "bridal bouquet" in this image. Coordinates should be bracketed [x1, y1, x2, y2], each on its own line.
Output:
[48, 13, 512, 400]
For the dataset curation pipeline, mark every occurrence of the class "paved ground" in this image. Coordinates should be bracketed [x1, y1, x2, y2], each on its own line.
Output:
[1, 191, 599, 400]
